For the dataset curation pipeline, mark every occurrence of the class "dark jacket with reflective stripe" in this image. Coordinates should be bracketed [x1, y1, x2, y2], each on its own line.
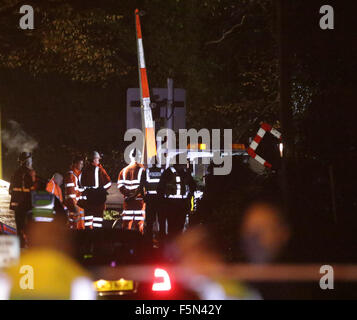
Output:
[157, 165, 196, 201]
[9, 166, 36, 210]
[143, 166, 164, 201]
[80, 163, 111, 190]
[80, 163, 111, 206]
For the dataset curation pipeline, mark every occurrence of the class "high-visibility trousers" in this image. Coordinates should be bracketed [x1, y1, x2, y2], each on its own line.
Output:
[122, 198, 145, 234]
[68, 208, 85, 230]
[84, 203, 105, 229]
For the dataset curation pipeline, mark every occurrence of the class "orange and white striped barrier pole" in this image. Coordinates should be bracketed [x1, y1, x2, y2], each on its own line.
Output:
[135, 9, 156, 164]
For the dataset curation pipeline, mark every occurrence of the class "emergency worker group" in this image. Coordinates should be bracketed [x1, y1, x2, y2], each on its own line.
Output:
[9, 149, 196, 247]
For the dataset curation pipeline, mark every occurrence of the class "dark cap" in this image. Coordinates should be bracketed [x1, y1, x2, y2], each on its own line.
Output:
[18, 152, 32, 162]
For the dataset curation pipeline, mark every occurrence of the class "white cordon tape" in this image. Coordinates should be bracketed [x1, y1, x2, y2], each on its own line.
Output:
[247, 123, 282, 169]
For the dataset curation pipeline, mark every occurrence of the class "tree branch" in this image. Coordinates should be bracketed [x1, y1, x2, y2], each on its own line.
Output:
[205, 15, 246, 45]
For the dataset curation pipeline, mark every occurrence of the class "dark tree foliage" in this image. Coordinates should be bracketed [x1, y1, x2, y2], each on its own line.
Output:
[0, 0, 356, 262]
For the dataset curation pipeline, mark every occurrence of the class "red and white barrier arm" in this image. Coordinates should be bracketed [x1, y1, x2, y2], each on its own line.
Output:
[135, 9, 156, 161]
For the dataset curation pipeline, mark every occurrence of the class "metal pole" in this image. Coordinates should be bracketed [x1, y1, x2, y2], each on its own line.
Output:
[277, 0, 292, 216]
[166, 78, 175, 162]
[167, 78, 174, 130]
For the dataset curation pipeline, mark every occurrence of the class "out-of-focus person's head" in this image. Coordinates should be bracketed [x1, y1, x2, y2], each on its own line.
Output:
[72, 156, 84, 171]
[26, 218, 71, 254]
[53, 173, 63, 186]
[18, 152, 32, 168]
[240, 201, 290, 264]
[175, 225, 223, 276]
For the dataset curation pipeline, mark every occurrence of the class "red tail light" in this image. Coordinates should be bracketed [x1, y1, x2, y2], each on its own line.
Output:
[152, 268, 171, 292]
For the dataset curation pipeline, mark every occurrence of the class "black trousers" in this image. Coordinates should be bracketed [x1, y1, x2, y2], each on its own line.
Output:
[159, 199, 189, 240]
[145, 198, 162, 241]
[15, 206, 28, 248]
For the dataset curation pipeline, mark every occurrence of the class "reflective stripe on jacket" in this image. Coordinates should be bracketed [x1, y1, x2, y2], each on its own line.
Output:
[157, 166, 196, 200]
[31, 191, 55, 222]
[144, 166, 163, 197]
[9, 166, 36, 210]
[117, 163, 144, 197]
[64, 168, 84, 212]
[80, 164, 111, 190]
[118, 162, 145, 213]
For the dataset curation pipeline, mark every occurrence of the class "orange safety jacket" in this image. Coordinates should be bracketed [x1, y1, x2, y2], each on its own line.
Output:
[46, 178, 63, 203]
[118, 162, 145, 220]
[64, 167, 83, 212]
[80, 163, 111, 191]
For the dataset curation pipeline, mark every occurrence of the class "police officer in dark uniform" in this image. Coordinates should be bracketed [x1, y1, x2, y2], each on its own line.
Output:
[143, 162, 164, 245]
[157, 153, 196, 240]
[9, 152, 37, 247]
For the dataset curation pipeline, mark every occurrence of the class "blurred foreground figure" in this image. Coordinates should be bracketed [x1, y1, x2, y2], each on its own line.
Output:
[64, 157, 85, 230]
[80, 151, 111, 229]
[175, 226, 261, 300]
[240, 202, 290, 263]
[0, 219, 95, 299]
[9, 152, 37, 247]
[118, 149, 145, 234]
[46, 173, 64, 203]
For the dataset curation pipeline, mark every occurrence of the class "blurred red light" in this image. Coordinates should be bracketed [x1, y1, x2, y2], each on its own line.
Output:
[152, 268, 171, 291]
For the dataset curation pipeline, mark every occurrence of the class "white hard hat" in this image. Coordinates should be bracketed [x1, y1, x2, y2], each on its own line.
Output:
[91, 151, 102, 160]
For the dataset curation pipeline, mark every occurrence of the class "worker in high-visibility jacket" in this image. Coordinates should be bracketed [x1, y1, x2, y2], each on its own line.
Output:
[80, 151, 111, 229]
[157, 154, 196, 239]
[9, 152, 37, 247]
[143, 162, 164, 243]
[64, 156, 85, 230]
[29, 179, 67, 224]
[46, 173, 63, 203]
[118, 149, 145, 234]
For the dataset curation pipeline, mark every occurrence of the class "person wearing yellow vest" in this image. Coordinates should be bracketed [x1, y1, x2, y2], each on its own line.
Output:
[0, 218, 95, 300]
[46, 173, 64, 203]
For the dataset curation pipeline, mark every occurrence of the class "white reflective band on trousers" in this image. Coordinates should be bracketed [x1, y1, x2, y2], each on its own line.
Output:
[93, 217, 103, 228]
[122, 210, 145, 221]
[84, 215, 93, 227]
